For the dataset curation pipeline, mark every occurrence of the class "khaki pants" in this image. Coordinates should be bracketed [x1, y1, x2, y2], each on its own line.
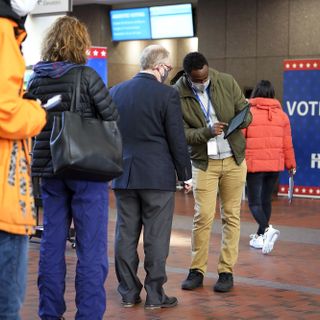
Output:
[190, 157, 247, 274]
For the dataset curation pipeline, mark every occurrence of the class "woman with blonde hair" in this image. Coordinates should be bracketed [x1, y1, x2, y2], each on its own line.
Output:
[28, 16, 118, 320]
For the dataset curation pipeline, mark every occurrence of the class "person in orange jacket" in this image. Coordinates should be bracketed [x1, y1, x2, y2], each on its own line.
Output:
[243, 80, 296, 254]
[0, 0, 46, 318]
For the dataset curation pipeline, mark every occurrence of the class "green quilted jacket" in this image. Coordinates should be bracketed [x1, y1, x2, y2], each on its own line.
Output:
[172, 68, 252, 171]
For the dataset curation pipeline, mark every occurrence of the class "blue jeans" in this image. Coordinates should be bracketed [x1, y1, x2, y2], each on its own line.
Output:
[0, 231, 28, 320]
[246, 172, 279, 235]
[38, 178, 109, 320]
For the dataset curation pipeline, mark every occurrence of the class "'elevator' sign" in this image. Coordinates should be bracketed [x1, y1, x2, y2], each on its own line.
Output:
[31, 0, 71, 15]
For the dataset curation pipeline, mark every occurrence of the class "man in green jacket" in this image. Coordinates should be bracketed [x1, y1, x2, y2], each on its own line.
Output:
[172, 52, 251, 292]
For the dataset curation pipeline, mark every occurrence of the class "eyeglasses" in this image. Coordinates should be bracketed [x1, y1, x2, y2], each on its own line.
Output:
[162, 64, 173, 72]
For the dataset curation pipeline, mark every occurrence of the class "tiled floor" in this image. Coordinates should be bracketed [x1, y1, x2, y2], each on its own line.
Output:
[21, 191, 320, 319]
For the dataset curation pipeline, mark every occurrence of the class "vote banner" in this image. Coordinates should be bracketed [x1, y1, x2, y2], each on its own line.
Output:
[278, 59, 320, 198]
[86, 46, 108, 86]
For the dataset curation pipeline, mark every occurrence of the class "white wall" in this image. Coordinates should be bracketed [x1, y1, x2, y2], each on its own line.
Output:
[23, 14, 66, 67]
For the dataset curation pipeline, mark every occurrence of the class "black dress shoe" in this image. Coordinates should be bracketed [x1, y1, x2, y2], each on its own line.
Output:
[213, 272, 233, 292]
[181, 269, 204, 290]
[121, 297, 142, 308]
[145, 296, 178, 309]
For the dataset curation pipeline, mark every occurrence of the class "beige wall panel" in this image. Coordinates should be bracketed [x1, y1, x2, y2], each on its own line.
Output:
[176, 38, 199, 67]
[108, 63, 139, 87]
[289, 0, 320, 56]
[207, 58, 226, 74]
[257, 0, 289, 57]
[226, 0, 257, 58]
[256, 57, 285, 101]
[197, 0, 226, 59]
[109, 41, 148, 65]
[225, 58, 256, 91]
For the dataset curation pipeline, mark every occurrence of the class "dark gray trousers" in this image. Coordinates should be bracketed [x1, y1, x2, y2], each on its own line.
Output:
[114, 189, 175, 305]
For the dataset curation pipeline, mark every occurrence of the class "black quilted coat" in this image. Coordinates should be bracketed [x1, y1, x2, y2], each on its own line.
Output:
[28, 65, 118, 177]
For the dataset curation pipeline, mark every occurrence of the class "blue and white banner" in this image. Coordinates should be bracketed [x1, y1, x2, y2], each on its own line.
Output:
[86, 47, 108, 86]
[278, 59, 320, 198]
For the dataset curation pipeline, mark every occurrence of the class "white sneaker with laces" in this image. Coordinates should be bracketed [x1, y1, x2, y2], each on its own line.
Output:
[262, 225, 280, 254]
[249, 234, 264, 249]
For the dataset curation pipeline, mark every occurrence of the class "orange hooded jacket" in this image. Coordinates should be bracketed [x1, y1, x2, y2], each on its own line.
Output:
[243, 97, 296, 173]
[0, 17, 46, 235]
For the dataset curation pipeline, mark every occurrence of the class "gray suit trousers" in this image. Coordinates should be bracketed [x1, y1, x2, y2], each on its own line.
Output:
[114, 189, 175, 305]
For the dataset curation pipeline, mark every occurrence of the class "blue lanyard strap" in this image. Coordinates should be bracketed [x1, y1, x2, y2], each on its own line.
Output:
[192, 87, 211, 124]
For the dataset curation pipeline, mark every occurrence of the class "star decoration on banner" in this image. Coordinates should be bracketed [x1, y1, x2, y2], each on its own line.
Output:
[86, 47, 108, 59]
[284, 59, 320, 70]
[278, 184, 320, 197]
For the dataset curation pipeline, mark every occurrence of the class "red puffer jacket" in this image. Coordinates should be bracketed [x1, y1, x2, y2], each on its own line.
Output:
[243, 97, 296, 173]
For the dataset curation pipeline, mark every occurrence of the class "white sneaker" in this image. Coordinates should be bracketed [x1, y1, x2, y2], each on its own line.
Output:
[249, 234, 264, 249]
[262, 225, 280, 254]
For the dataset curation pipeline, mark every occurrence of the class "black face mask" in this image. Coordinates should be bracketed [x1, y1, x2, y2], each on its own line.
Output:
[160, 66, 170, 83]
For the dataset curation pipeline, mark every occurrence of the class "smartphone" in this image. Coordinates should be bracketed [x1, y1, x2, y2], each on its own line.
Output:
[43, 95, 62, 110]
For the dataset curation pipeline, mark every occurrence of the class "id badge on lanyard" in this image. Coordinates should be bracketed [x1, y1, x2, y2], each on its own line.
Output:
[193, 89, 211, 125]
[193, 89, 218, 156]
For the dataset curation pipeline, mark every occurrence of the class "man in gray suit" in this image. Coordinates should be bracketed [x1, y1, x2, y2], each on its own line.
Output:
[110, 44, 192, 310]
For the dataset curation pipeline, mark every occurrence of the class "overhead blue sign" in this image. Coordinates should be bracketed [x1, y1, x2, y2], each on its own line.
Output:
[110, 7, 151, 41]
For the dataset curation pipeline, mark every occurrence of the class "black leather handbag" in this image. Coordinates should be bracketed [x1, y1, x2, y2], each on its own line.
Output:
[50, 68, 123, 182]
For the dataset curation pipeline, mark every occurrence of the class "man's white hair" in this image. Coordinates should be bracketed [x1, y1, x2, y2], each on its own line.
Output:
[140, 44, 169, 70]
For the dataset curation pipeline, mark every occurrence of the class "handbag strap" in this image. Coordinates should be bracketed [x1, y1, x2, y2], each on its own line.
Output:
[70, 66, 101, 119]
[70, 67, 82, 113]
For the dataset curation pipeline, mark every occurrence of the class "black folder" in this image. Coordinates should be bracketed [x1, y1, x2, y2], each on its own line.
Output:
[224, 104, 250, 139]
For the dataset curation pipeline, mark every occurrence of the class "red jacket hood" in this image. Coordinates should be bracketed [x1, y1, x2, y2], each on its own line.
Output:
[249, 97, 282, 121]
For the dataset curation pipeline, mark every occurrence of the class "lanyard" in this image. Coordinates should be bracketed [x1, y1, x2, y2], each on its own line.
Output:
[192, 87, 212, 124]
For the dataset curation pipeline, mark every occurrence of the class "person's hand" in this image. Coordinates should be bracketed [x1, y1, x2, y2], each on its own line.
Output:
[183, 179, 193, 194]
[211, 122, 228, 136]
[23, 91, 37, 101]
[289, 168, 296, 175]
